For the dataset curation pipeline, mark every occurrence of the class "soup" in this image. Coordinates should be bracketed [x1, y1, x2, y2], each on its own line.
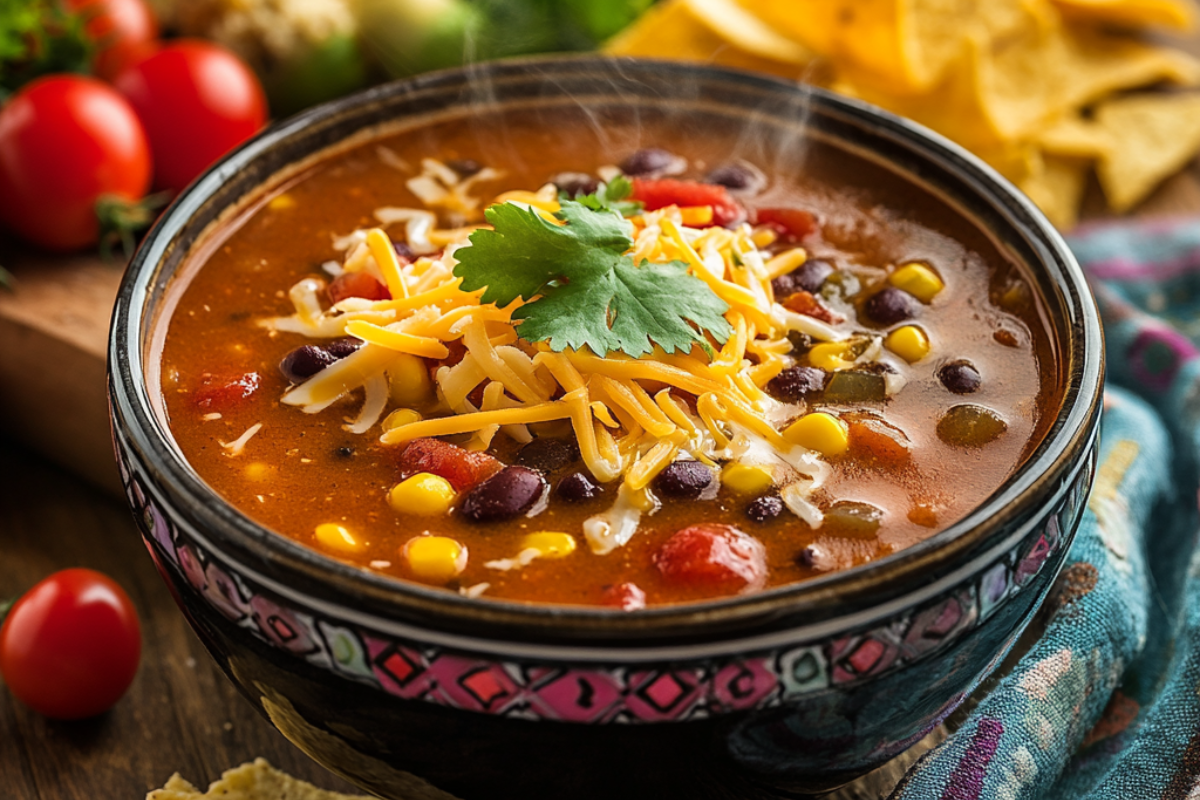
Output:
[156, 111, 1059, 608]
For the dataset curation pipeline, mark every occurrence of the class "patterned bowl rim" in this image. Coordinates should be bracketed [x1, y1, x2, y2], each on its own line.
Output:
[108, 56, 1104, 649]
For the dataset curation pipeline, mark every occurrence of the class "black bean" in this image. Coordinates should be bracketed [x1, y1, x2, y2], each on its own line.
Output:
[653, 460, 714, 499]
[938, 361, 982, 394]
[446, 158, 482, 177]
[620, 148, 682, 177]
[460, 466, 548, 522]
[705, 161, 766, 193]
[746, 495, 783, 523]
[392, 240, 415, 261]
[515, 437, 580, 473]
[325, 337, 363, 360]
[796, 545, 818, 568]
[772, 258, 834, 297]
[279, 345, 335, 383]
[552, 172, 598, 198]
[864, 287, 918, 326]
[767, 366, 826, 402]
[557, 471, 602, 502]
[336, 446, 355, 458]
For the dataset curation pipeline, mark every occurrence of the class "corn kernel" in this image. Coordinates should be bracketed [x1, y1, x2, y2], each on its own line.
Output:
[808, 341, 857, 371]
[244, 462, 272, 481]
[521, 532, 577, 559]
[751, 227, 779, 248]
[382, 408, 423, 431]
[315, 523, 362, 553]
[267, 193, 295, 211]
[722, 463, 775, 495]
[783, 412, 850, 456]
[388, 473, 456, 516]
[404, 536, 467, 583]
[886, 325, 931, 363]
[889, 262, 944, 303]
[387, 354, 434, 407]
[679, 206, 714, 226]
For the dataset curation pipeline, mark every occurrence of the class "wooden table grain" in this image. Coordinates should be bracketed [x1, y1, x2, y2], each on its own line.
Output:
[4, 133, 1200, 800]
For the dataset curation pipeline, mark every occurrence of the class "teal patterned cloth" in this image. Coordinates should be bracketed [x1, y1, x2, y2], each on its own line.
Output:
[892, 219, 1200, 799]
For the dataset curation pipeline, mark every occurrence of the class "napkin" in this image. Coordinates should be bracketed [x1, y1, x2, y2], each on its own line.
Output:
[892, 219, 1200, 799]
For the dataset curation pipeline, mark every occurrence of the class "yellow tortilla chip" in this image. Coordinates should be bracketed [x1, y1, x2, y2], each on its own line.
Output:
[604, 0, 818, 79]
[738, 0, 1049, 94]
[146, 759, 374, 800]
[1052, 0, 1196, 30]
[836, 24, 1200, 152]
[1094, 93, 1200, 212]
[1016, 152, 1092, 230]
[1036, 114, 1113, 159]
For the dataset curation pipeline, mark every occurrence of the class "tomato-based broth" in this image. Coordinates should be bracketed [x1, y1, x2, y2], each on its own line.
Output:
[158, 110, 1059, 608]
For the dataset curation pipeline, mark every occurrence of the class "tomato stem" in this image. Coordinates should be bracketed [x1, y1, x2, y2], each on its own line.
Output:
[0, 598, 13, 626]
[96, 192, 170, 260]
[0, 266, 13, 292]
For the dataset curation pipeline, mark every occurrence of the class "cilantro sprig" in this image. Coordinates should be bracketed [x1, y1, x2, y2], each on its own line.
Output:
[564, 174, 643, 218]
[453, 190, 731, 358]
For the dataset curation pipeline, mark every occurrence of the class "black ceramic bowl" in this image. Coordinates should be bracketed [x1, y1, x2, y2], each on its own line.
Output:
[108, 57, 1102, 799]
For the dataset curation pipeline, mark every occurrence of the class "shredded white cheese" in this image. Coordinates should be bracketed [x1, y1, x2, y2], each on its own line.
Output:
[219, 423, 263, 457]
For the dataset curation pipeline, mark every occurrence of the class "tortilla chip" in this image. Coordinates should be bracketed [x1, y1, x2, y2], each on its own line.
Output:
[1094, 93, 1200, 212]
[1052, 0, 1196, 30]
[1016, 152, 1092, 230]
[739, 0, 1047, 94]
[604, 0, 818, 79]
[146, 759, 374, 800]
[837, 24, 1200, 151]
[1036, 114, 1113, 159]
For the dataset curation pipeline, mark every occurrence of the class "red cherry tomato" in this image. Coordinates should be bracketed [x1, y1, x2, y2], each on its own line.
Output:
[0, 569, 142, 720]
[328, 272, 391, 304]
[653, 524, 767, 593]
[630, 178, 745, 227]
[114, 40, 267, 194]
[192, 371, 262, 411]
[0, 76, 151, 252]
[65, 0, 159, 80]
[753, 207, 819, 242]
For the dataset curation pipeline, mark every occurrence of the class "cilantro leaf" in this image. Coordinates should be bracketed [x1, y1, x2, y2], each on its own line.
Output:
[454, 198, 731, 357]
[564, 175, 643, 217]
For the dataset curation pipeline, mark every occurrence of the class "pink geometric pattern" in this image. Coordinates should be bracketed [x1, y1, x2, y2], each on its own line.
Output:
[112, 425, 1088, 725]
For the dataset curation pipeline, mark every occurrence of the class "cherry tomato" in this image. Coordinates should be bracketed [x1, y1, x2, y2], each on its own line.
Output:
[114, 40, 267, 195]
[754, 207, 819, 242]
[653, 524, 767, 593]
[192, 371, 261, 411]
[0, 76, 152, 252]
[0, 569, 142, 720]
[630, 178, 744, 227]
[65, 0, 159, 80]
[328, 272, 391, 304]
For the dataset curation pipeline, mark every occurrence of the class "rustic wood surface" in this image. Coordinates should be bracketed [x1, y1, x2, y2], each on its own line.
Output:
[4, 115, 1200, 800]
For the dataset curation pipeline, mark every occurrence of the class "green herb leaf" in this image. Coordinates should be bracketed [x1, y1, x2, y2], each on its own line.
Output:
[0, 265, 13, 292]
[568, 175, 643, 217]
[454, 199, 731, 357]
[0, 0, 93, 99]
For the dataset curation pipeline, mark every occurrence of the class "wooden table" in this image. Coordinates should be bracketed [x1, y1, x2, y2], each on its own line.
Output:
[4, 146, 1200, 800]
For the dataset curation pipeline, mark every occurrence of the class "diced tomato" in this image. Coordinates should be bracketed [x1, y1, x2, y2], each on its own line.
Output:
[630, 178, 744, 227]
[601, 582, 647, 611]
[653, 524, 766, 593]
[754, 207, 819, 242]
[328, 272, 390, 305]
[398, 438, 503, 492]
[782, 290, 843, 324]
[192, 371, 260, 411]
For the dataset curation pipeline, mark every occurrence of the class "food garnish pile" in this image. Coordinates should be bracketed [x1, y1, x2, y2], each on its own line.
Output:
[608, 0, 1200, 229]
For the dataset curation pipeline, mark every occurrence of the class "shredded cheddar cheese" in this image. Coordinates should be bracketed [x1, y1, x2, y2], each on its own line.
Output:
[259, 167, 892, 550]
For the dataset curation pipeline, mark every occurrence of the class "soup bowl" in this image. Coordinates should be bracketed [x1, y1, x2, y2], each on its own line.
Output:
[108, 57, 1102, 798]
